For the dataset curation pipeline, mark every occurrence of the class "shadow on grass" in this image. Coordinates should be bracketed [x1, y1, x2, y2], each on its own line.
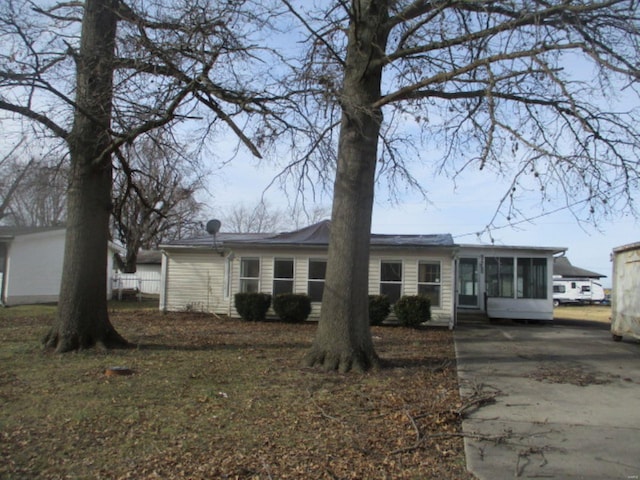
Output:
[132, 341, 312, 352]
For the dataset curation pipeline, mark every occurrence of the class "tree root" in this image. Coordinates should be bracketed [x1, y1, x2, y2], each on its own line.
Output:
[303, 347, 380, 373]
[42, 326, 131, 353]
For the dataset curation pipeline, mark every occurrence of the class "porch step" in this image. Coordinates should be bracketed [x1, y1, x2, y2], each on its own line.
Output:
[457, 310, 490, 324]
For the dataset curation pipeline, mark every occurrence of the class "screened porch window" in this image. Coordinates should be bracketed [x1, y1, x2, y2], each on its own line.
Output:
[517, 258, 547, 299]
[307, 259, 327, 302]
[486, 257, 514, 298]
[418, 261, 441, 307]
[380, 261, 403, 304]
[239, 258, 260, 293]
[273, 258, 294, 295]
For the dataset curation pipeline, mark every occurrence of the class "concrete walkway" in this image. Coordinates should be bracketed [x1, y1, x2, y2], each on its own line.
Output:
[454, 319, 640, 480]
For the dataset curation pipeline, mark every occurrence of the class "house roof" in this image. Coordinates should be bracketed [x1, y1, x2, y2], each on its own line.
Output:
[166, 232, 274, 247]
[553, 256, 606, 279]
[163, 220, 455, 249]
[612, 241, 640, 255]
[137, 250, 162, 264]
[0, 225, 65, 240]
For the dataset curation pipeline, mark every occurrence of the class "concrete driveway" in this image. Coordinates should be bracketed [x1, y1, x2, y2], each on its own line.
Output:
[454, 319, 640, 480]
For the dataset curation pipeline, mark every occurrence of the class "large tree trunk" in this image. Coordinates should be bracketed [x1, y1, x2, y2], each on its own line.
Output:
[304, 1, 389, 372]
[43, 0, 128, 352]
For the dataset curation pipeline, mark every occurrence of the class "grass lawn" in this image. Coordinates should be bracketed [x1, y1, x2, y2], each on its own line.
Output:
[554, 304, 612, 324]
[0, 307, 472, 479]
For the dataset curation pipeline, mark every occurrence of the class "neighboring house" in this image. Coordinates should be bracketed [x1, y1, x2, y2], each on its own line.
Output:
[160, 220, 565, 326]
[553, 256, 606, 279]
[0, 226, 120, 306]
[112, 250, 162, 295]
[552, 256, 607, 306]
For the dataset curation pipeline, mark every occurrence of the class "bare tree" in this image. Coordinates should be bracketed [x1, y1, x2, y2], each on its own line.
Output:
[219, 200, 329, 232]
[0, 142, 35, 224]
[112, 132, 206, 272]
[0, 0, 287, 351]
[289, 204, 331, 230]
[281, 1, 640, 372]
[2, 157, 67, 227]
[221, 201, 287, 233]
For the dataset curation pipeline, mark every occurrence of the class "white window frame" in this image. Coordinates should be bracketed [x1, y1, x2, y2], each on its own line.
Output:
[307, 258, 327, 302]
[380, 260, 403, 304]
[417, 260, 441, 307]
[239, 257, 260, 293]
[273, 258, 295, 295]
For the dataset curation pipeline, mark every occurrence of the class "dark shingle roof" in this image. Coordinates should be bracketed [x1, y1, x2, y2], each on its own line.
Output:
[163, 220, 455, 249]
[136, 250, 162, 264]
[553, 256, 606, 279]
[0, 225, 65, 240]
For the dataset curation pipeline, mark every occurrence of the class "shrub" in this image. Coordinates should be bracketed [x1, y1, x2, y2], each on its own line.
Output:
[234, 292, 272, 322]
[272, 294, 312, 323]
[369, 295, 391, 326]
[394, 295, 431, 327]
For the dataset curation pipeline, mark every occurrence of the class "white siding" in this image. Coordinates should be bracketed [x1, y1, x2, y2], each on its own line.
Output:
[113, 265, 161, 295]
[162, 251, 228, 313]
[2, 229, 118, 306]
[162, 246, 455, 324]
[611, 243, 640, 340]
[370, 250, 455, 324]
[4, 230, 65, 304]
[231, 248, 326, 319]
[458, 246, 556, 321]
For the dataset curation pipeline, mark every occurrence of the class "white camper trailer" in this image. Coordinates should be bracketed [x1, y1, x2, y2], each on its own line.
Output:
[552, 278, 605, 306]
[611, 242, 640, 341]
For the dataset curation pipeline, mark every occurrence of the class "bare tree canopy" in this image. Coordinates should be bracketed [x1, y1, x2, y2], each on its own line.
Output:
[1, 0, 639, 365]
[219, 201, 330, 233]
[0, 0, 289, 351]
[281, 0, 640, 372]
[0, 143, 34, 223]
[0, 156, 67, 227]
[112, 132, 206, 272]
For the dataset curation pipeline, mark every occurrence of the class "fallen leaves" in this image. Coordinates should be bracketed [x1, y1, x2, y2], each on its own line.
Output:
[1, 311, 474, 479]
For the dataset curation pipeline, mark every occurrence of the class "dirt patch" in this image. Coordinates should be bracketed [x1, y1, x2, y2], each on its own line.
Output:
[0, 311, 474, 479]
[529, 363, 613, 386]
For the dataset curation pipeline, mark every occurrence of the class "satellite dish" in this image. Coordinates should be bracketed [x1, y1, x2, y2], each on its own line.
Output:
[206, 219, 221, 235]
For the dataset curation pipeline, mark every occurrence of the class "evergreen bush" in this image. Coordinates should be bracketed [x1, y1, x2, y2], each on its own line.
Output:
[393, 295, 431, 327]
[272, 293, 312, 323]
[369, 295, 391, 326]
[234, 292, 272, 321]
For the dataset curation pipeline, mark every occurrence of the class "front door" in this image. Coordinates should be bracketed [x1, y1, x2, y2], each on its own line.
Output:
[458, 258, 479, 307]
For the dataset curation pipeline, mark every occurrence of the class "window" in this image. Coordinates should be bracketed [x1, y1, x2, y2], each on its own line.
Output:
[239, 258, 260, 293]
[485, 257, 514, 298]
[418, 261, 441, 307]
[273, 258, 294, 295]
[307, 259, 327, 302]
[380, 261, 402, 304]
[517, 258, 547, 299]
[553, 284, 566, 294]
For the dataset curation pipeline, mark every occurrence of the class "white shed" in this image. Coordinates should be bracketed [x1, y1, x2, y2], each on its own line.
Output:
[0, 226, 119, 306]
[611, 241, 640, 341]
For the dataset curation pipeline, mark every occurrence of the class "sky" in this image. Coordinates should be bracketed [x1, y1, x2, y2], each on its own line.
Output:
[206, 155, 638, 289]
[2, 1, 637, 288]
